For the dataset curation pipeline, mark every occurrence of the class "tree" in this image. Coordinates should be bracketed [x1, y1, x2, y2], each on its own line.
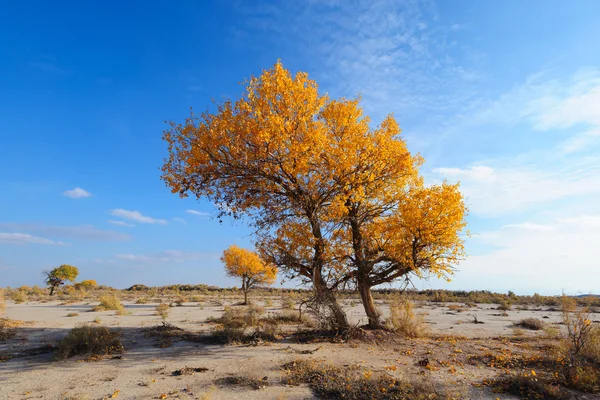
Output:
[344, 183, 468, 328]
[161, 61, 468, 331]
[45, 265, 79, 295]
[162, 61, 352, 329]
[221, 245, 276, 305]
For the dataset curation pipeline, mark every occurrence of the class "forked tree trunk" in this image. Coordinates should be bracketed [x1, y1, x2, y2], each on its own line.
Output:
[50, 285, 56, 296]
[358, 278, 385, 329]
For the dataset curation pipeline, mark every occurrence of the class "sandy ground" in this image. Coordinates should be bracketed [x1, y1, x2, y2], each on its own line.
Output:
[0, 298, 593, 400]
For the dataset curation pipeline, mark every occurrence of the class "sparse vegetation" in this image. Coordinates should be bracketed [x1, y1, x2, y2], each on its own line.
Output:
[514, 318, 544, 330]
[66, 312, 79, 317]
[387, 298, 426, 338]
[156, 303, 170, 319]
[93, 294, 124, 313]
[11, 290, 28, 304]
[56, 325, 124, 359]
[283, 359, 461, 399]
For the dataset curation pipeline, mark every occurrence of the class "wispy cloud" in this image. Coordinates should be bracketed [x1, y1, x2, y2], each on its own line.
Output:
[0, 232, 68, 246]
[234, 0, 480, 124]
[62, 187, 92, 199]
[173, 217, 187, 225]
[186, 209, 210, 217]
[110, 209, 167, 225]
[0, 223, 131, 242]
[115, 250, 216, 263]
[108, 220, 135, 227]
[434, 162, 600, 216]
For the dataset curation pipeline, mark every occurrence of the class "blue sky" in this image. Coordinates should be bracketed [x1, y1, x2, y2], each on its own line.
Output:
[1, 1, 600, 294]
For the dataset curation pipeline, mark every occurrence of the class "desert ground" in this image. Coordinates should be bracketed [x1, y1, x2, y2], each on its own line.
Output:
[1, 296, 599, 400]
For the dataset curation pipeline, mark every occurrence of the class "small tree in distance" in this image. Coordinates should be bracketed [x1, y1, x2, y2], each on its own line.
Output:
[221, 245, 276, 305]
[45, 265, 79, 295]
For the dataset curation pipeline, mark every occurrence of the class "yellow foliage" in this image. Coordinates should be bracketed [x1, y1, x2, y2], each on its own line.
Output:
[221, 245, 276, 297]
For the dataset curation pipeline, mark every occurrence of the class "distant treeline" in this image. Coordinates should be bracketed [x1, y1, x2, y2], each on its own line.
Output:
[4, 283, 599, 307]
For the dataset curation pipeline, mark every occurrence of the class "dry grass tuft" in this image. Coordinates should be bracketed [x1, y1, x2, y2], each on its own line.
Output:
[214, 375, 269, 390]
[387, 298, 427, 338]
[0, 289, 5, 315]
[93, 294, 124, 313]
[156, 303, 170, 319]
[514, 318, 544, 331]
[66, 312, 79, 317]
[56, 325, 124, 359]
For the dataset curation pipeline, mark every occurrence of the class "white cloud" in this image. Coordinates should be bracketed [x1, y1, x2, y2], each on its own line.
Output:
[0, 232, 68, 246]
[173, 218, 187, 225]
[110, 209, 167, 225]
[108, 220, 135, 227]
[115, 250, 215, 263]
[62, 187, 92, 198]
[455, 215, 600, 293]
[0, 223, 131, 242]
[186, 209, 210, 217]
[434, 163, 600, 216]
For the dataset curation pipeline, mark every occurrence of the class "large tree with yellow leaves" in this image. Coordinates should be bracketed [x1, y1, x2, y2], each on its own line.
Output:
[161, 61, 467, 331]
[221, 245, 276, 305]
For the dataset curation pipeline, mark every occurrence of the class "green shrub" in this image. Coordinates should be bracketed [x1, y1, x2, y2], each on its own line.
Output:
[56, 325, 124, 359]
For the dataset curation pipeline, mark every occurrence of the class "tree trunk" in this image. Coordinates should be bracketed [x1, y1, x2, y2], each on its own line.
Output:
[313, 272, 349, 331]
[241, 275, 248, 305]
[50, 285, 55, 296]
[358, 278, 385, 329]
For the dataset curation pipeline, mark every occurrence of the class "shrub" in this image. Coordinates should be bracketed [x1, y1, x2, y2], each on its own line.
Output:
[0, 289, 5, 315]
[264, 298, 274, 307]
[11, 290, 28, 304]
[283, 359, 460, 399]
[514, 318, 544, 330]
[387, 299, 426, 338]
[56, 325, 124, 359]
[156, 303, 170, 319]
[491, 372, 567, 399]
[497, 301, 512, 311]
[281, 296, 295, 310]
[93, 294, 124, 313]
[66, 312, 79, 317]
[135, 297, 148, 304]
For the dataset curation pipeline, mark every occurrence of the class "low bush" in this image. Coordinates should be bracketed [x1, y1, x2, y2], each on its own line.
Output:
[135, 297, 148, 304]
[283, 359, 460, 399]
[93, 294, 124, 313]
[497, 301, 512, 311]
[0, 289, 5, 314]
[11, 291, 28, 304]
[387, 299, 426, 338]
[56, 325, 124, 359]
[156, 303, 170, 319]
[66, 312, 79, 317]
[491, 372, 567, 399]
[514, 318, 544, 330]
